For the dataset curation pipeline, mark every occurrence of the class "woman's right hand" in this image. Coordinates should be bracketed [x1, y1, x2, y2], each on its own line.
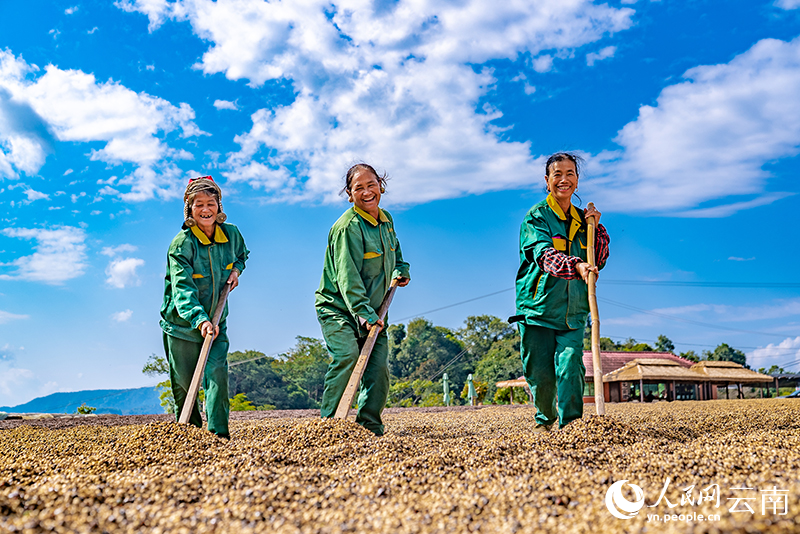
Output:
[200, 321, 219, 338]
[576, 262, 599, 283]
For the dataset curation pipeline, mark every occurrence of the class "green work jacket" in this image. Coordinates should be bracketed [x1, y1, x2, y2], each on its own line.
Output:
[315, 207, 410, 331]
[512, 195, 604, 331]
[160, 223, 249, 343]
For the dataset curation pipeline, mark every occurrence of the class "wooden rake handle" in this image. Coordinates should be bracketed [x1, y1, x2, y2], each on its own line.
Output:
[334, 278, 400, 419]
[586, 202, 606, 416]
[178, 282, 233, 425]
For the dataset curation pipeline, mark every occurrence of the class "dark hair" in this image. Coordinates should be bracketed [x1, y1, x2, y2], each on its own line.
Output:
[544, 152, 583, 177]
[340, 163, 389, 196]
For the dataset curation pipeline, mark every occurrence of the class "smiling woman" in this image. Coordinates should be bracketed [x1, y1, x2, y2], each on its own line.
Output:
[315, 164, 411, 436]
[159, 177, 249, 439]
[510, 153, 610, 432]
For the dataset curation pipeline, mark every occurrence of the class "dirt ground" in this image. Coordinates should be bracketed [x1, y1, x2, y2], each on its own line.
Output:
[2, 400, 799, 533]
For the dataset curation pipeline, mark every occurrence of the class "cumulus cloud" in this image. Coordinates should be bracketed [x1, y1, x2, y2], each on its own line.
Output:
[603, 298, 800, 329]
[749, 336, 800, 370]
[585, 36, 800, 215]
[0, 226, 87, 284]
[213, 99, 237, 110]
[0, 365, 34, 398]
[0, 310, 29, 324]
[101, 243, 138, 256]
[0, 49, 204, 200]
[775, 0, 800, 9]
[586, 45, 616, 66]
[105, 257, 145, 288]
[118, 0, 634, 204]
[111, 309, 134, 322]
[65, 6, 79, 14]
[24, 188, 49, 202]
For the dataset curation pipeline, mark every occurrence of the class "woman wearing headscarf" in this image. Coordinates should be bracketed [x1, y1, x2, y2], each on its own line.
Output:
[315, 163, 410, 436]
[509, 153, 609, 431]
[160, 176, 249, 438]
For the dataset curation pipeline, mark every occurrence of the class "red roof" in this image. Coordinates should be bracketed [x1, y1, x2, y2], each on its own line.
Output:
[583, 351, 694, 378]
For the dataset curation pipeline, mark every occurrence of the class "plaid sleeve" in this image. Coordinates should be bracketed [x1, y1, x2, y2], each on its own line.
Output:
[538, 247, 583, 280]
[596, 224, 610, 269]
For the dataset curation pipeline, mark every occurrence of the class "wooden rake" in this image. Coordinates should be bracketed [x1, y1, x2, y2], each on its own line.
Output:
[334, 278, 400, 419]
[587, 202, 606, 416]
[178, 283, 232, 425]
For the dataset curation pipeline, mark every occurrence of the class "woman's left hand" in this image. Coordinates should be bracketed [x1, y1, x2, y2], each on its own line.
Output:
[395, 276, 410, 287]
[227, 270, 240, 291]
[584, 204, 602, 224]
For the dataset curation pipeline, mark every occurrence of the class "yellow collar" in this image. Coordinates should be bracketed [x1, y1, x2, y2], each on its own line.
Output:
[546, 194, 581, 221]
[353, 206, 389, 226]
[190, 224, 229, 245]
[546, 194, 582, 242]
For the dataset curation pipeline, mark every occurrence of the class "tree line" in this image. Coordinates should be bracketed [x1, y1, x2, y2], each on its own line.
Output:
[143, 315, 776, 412]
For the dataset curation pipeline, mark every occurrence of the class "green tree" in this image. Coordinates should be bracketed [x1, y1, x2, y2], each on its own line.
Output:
[386, 379, 443, 407]
[493, 387, 528, 405]
[228, 350, 313, 409]
[758, 365, 786, 375]
[229, 393, 256, 411]
[655, 335, 675, 353]
[598, 337, 619, 351]
[456, 315, 515, 363]
[76, 403, 96, 414]
[704, 343, 748, 368]
[388, 318, 466, 392]
[679, 350, 700, 363]
[142, 353, 175, 414]
[474, 334, 522, 402]
[274, 337, 330, 404]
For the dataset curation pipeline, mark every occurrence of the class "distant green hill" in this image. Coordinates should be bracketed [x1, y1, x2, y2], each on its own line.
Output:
[0, 387, 164, 415]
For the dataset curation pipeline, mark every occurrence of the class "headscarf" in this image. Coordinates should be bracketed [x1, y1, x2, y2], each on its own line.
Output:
[183, 176, 227, 227]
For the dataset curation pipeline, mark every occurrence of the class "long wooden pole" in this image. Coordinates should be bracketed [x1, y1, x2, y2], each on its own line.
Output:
[178, 282, 232, 425]
[586, 202, 606, 416]
[334, 278, 400, 419]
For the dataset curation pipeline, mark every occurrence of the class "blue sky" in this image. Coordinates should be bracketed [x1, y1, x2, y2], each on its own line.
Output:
[1, 0, 800, 407]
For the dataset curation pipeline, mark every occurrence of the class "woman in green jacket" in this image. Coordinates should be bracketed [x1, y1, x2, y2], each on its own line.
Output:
[510, 153, 609, 431]
[160, 177, 249, 438]
[315, 164, 410, 436]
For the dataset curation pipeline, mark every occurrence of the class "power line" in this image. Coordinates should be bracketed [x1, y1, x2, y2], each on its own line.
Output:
[602, 280, 800, 288]
[598, 296, 792, 339]
[394, 288, 513, 322]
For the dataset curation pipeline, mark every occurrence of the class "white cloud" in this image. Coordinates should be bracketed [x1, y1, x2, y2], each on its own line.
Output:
[65, 6, 79, 15]
[63, 168, 73, 175]
[0, 310, 29, 324]
[604, 298, 800, 328]
[749, 336, 800, 370]
[775, 0, 800, 9]
[213, 99, 238, 110]
[111, 309, 134, 322]
[586, 36, 800, 215]
[24, 188, 49, 202]
[586, 45, 616, 66]
[0, 226, 87, 284]
[118, 0, 634, 204]
[728, 256, 755, 262]
[105, 257, 145, 288]
[0, 49, 204, 201]
[88, 27, 99, 35]
[101, 243, 138, 256]
[0, 366, 34, 398]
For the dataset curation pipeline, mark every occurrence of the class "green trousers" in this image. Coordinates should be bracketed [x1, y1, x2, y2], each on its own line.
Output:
[163, 331, 230, 437]
[318, 313, 389, 436]
[519, 323, 585, 428]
